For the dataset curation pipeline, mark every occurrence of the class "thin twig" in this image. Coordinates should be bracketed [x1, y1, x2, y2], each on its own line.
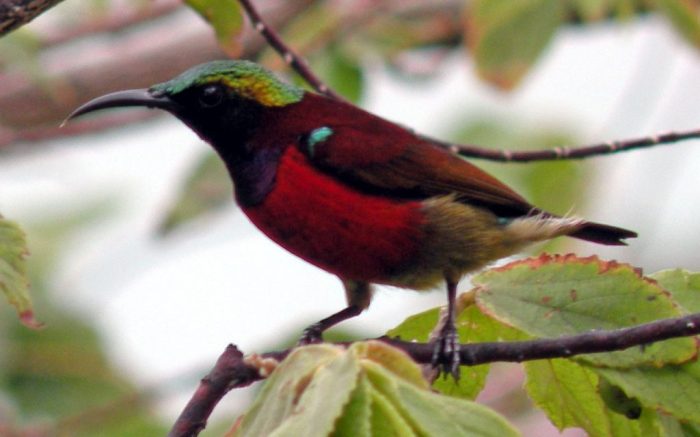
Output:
[0, 0, 65, 36]
[421, 128, 700, 162]
[237, 0, 345, 101]
[169, 312, 700, 436]
[237, 0, 700, 162]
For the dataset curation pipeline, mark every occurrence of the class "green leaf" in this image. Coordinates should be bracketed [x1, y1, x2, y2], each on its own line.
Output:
[158, 152, 232, 235]
[395, 379, 521, 437]
[236, 341, 520, 436]
[330, 377, 371, 437]
[312, 47, 365, 103]
[6, 314, 168, 435]
[351, 341, 427, 388]
[567, 0, 648, 21]
[185, 0, 243, 56]
[234, 344, 358, 437]
[525, 359, 641, 436]
[646, 410, 688, 437]
[367, 385, 417, 436]
[466, 0, 563, 89]
[438, 304, 525, 399]
[569, 0, 611, 21]
[681, 421, 700, 437]
[0, 217, 39, 328]
[388, 303, 525, 399]
[387, 306, 439, 343]
[0, 207, 168, 435]
[656, 0, 700, 49]
[473, 254, 696, 368]
[595, 361, 700, 423]
[598, 378, 642, 420]
[364, 360, 521, 437]
[650, 269, 700, 313]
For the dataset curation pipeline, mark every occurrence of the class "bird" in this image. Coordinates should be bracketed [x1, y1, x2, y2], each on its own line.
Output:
[67, 59, 636, 377]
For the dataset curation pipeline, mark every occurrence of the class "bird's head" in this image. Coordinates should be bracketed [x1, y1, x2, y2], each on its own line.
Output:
[67, 60, 304, 144]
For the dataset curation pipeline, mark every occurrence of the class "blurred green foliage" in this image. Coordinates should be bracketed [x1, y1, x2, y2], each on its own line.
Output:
[0, 206, 168, 435]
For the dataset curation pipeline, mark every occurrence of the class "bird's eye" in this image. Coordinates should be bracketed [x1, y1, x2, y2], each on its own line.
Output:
[199, 85, 224, 108]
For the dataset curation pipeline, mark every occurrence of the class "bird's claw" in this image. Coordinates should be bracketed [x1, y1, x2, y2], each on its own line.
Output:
[298, 323, 323, 346]
[431, 323, 461, 381]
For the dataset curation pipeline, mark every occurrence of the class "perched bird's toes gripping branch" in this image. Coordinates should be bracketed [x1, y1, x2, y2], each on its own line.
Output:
[431, 322, 461, 380]
[66, 60, 636, 379]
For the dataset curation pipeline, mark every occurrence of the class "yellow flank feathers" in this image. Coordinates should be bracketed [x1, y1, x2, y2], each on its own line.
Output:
[384, 196, 585, 290]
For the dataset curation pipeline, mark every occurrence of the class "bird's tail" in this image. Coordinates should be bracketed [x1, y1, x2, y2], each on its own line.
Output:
[504, 211, 637, 246]
[567, 221, 637, 246]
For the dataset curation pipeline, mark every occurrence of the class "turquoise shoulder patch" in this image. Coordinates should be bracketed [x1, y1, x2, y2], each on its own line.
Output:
[306, 126, 334, 157]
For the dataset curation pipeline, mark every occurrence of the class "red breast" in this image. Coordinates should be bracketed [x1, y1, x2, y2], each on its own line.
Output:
[242, 146, 427, 281]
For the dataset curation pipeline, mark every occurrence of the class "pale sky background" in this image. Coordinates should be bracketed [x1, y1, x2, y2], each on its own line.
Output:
[2, 15, 700, 426]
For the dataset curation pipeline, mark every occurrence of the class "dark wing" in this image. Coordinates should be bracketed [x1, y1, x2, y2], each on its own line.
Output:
[300, 120, 534, 217]
[293, 96, 635, 245]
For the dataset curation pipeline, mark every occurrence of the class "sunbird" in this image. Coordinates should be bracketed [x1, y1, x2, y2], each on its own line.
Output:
[67, 60, 636, 376]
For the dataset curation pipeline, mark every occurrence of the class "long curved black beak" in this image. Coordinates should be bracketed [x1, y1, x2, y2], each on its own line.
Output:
[64, 89, 180, 125]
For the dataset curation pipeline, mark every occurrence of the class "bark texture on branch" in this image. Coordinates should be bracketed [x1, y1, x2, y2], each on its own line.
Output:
[169, 312, 700, 436]
[0, 0, 65, 37]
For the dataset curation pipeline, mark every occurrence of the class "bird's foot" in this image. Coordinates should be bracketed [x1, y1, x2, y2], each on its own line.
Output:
[298, 323, 324, 346]
[431, 322, 461, 381]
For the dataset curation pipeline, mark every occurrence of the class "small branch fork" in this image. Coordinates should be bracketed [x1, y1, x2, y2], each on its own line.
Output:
[169, 312, 700, 437]
[237, 0, 700, 162]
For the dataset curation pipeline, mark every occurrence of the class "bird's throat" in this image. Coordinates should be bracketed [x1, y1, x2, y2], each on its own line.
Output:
[227, 146, 283, 207]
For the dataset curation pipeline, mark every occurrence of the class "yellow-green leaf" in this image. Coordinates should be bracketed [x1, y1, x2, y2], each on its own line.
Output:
[363, 359, 520, 437]
[474, 254, 696, 368]
[466, 0, 563, 89]
[598, 378, 642, 420]
[0, 216, 40, 328]
[525, 359, 642, 436]
[235, 341, 520, 436]
[330, 377, 371, 437]
[185, 0, 243, 56]
[650, 269, 700, 313]
[234, 344, 356, 437]
[595, 361, 700, 423]
[569, 0, 612, 21]
[388, 302, 525, 400]
[312, 47, 364, 103]
[656, 0, 700, 49]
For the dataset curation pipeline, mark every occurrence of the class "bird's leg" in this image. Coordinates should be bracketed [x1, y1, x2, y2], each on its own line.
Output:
[298, 280, 372, 345]
[299, 305, 363, 345]
[432, 276, 461, 380]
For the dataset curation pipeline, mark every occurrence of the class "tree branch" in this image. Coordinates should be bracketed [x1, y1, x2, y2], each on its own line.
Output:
[237, 0, 700, 162]
[169, 312, 700, 436]
[0, 0, 65, 37]
[421, 128, 700, 162]
[168, 345, 269, 437]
